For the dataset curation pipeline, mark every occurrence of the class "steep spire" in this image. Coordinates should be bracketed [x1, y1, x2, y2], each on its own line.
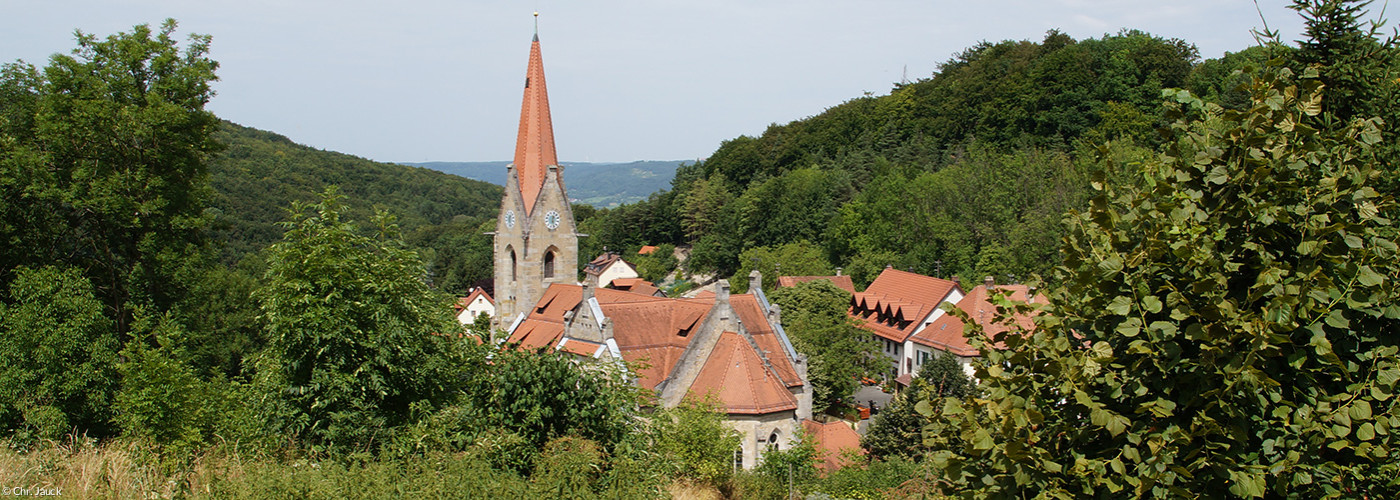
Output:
[512, 24, 557, 215]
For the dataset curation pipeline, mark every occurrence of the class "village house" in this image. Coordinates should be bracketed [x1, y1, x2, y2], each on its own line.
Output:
[453, 287, 495, 325]
[583, 251, 641, 289]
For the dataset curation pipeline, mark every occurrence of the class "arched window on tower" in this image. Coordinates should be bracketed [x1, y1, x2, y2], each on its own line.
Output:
[509, 247, 518, 281]
[543, 250, 556, 278]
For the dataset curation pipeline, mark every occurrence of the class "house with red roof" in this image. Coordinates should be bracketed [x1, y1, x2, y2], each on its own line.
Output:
[453, 288, 495, 325]
[776, 272, 856, 294]
[507, 271, 813, 469]
[908, 276, 1046, 379]
[849, 267, 965, 384]
[583, 251, 640, 288]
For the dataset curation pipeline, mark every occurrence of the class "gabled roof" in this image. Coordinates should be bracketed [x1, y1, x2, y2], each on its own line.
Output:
[609, 278, 662, 297]
[849, 268, 960, 343]
[509, 283, 805, 414]
[687, 331, 798, 415]
[454, 288, 494, 311]
[909, 284, 1046, 356]
[584, 252, 635, 276]
[776, 275, 856, 294]
[637, 245, 658, 255]
[512, 34, 558, 215]
[802, 419, 864, 472]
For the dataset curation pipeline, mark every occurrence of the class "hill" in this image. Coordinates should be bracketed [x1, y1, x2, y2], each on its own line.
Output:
[208, 121, 503, 293]
[405, 160, 685, 207]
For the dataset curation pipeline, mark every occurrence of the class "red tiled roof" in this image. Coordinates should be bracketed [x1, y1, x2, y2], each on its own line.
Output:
[803, 419, 865, 472]
[610, 278, 661, 297]
[512, 34, 558, 216]
[558, 338, 602, 356]
[848, 268, 960, 343]
[511, 283, 802, 414]
[455, 288, 494, 311]
[732, 294, 803, 388]
[638, 245, 658, 255]
[908, 284, 1045, 356]
[776, 275, 856, 294]
[584, 252, 635, 277]
[688, 331, 798, 415]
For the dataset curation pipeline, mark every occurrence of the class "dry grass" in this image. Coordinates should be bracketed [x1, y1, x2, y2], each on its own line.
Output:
[0, 436, 248, 499]
[666, 480, 723, 500]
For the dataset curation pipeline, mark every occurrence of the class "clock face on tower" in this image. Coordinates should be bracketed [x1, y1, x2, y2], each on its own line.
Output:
[504, 210, 516, 229]
[544, 210, 561, 230]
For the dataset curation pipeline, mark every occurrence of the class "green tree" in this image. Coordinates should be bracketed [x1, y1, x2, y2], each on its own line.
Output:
[254, 188, 478, 451]
[863, 353, 973, 461]
[114, 313, 208, 450]
[731, 241, 832, 294]
[0, 20, 220, 335]
[924, 64, 1400, 497]
[769, 280, 881, 414]
[650, 398, 742, 485]
[463, 349, 641, 453]
[0, 266, 120, 441]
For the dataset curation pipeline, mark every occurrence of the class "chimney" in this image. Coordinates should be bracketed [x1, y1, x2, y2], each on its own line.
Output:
[716, 279, 731, 319]
[748, 269, 763, 295]
[835, 267, 843, 276]
[582, 279, 595, 304]
[1027, 286, 1038, 301]
[951, 275, 961, 286]
[984, 275, 995, 290]
[585, 268, 600, 288]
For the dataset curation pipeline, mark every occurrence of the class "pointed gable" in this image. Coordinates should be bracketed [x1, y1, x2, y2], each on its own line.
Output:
[850, 268, 961, 343]
[513, 34, 558, 215]
[687, 331, 798, 415]
[909, 284, 1046, 356]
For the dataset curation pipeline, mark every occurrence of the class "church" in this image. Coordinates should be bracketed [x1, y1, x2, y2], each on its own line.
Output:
[489, 26, 821, 469]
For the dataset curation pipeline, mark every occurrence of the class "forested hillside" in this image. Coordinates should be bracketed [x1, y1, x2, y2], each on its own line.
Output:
[577, 30, 1278, 288]
[208, 122, 502, 293]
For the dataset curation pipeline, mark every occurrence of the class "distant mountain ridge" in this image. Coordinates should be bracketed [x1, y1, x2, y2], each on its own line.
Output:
[404, 160, 686, 207]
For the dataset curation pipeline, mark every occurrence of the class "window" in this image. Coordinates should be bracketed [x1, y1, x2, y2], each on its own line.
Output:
[919, 351, 930, 366]
[733, 448, 744, 470]
[543, 251, 556, 278]
[508, 247, 517, 281]
[767, 430, 781, 452]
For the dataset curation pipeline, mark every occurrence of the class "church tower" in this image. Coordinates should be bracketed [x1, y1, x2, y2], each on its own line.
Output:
[493, 24, 578, 327]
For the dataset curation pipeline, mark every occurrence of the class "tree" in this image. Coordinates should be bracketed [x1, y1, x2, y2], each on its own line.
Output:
[769, 280, 882, 415]
[863, 353, 974, 461]
[923, 63, 1400, 497]
[463, 349, 641, 452]
[649, 398, 742, 485]
[731, 241, 832, 294]
[0, 20, 221, 336]
[0, 266, 120, 442]
[254, 189, 478, 451]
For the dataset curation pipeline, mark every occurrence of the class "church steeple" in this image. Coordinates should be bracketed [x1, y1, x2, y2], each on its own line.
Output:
[512, 24, 558, 216]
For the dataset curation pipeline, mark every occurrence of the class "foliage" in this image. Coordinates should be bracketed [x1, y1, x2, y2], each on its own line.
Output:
[754, 429, 821, 488]
[114, 313, 209, 452]
[0, 266, 120, 442]
[864, 354, 974, 461]
[254, 189, 479, 452]
[208, 121, 502, 294]
[632, 243, 678, 283]
[809, 455, 924, 500]
[462, 349, 641, 453]
[732, 240, 833, 294]
[649, 398, 742, 485]
[922, 62, 1400, 497]
[0, 19, 220, 336]
[769, 280, 882, 415]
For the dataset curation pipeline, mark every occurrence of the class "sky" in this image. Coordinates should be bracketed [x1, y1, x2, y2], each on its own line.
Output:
[4, 1, 1329, 163]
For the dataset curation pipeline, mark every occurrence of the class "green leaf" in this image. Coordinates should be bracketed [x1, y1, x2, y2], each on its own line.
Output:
[1357, 422, 1375, 441]
[1350, 400, 1372, 420]
[1357, 265, 1384, 287]
[1108, 295, 1133, 316]
[1141, 296, 1163, 313]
